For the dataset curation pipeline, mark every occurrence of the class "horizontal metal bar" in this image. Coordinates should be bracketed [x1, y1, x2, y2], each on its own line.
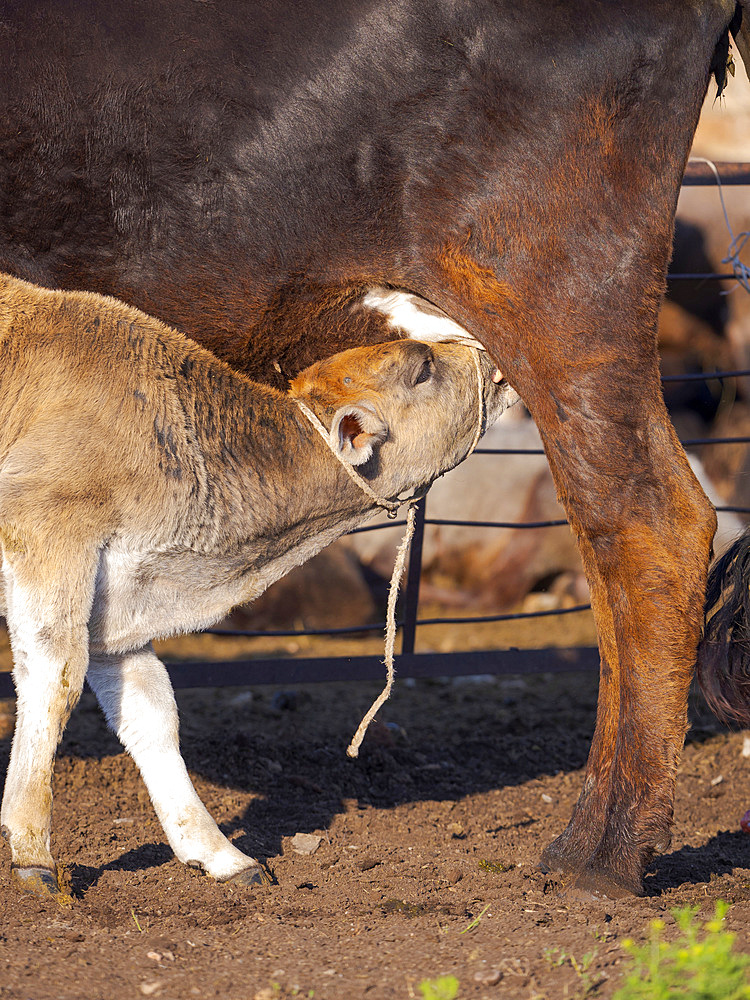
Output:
[683, 160, 750, 185]
[681, 436, 750, 446]
[473, 430, 750, 459]
[404, 507, 746, 525]
[175, 647, 598, 689]
[205, 621, 394, 637]
[348, 519, 407, 534]
[160, 648, 599, 687]
[423, 517, 568, 529]
[171, 647, 598, 688]
[666, 273, 735, 281]
[473, 447, 546, 455]
[415, 603, 591, 626]
[661, 369, 750, 383]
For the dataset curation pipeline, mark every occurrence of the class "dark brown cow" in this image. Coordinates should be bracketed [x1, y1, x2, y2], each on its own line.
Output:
[0, 0, 747, 899]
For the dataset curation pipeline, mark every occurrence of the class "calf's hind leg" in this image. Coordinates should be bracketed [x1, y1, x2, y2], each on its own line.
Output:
[0, 534, 97, 895]
[87, 648, 268, 885]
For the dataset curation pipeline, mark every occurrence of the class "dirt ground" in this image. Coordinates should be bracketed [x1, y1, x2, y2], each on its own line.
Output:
[0, 611, 749, 1000]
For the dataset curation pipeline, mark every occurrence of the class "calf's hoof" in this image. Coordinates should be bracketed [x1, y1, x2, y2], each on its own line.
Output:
[224, 863, 273, 888]
[11, 864, 60, 897]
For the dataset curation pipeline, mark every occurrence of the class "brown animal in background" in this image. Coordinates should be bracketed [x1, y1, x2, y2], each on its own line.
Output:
[1, 0, 748, 897]
[0, 274, 512, 894]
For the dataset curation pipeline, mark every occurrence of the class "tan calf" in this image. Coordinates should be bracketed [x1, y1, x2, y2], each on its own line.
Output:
[0, 274, 515, 894]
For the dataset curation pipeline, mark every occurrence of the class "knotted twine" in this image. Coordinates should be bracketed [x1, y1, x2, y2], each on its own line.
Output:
[689, 157, 750, 295]
[293, 345, 487, 758]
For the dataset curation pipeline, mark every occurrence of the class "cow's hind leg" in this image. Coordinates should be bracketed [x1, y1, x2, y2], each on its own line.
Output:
[0, 533, 97, 896]
[423, 246, 715, 893]
[87, 648, 268, 885]
[528, 362, 716, 897]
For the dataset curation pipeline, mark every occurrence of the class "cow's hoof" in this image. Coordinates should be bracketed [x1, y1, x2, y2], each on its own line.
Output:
[539, 853, 642, 900]
[567, 866, 643, 900]
[11, 864, 60, 896]
[224, 863, 273, 887]
[539, 837, 592, 878]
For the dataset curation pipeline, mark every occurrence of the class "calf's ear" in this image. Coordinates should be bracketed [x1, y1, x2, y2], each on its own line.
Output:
[329, 404, 388, 466]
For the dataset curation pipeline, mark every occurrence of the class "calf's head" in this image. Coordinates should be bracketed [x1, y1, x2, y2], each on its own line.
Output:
[289, 339, 517, 495]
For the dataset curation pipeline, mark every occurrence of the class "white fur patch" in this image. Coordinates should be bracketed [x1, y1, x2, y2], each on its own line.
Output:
[88, 651, 256, 880]
[361, 287, 487, 350]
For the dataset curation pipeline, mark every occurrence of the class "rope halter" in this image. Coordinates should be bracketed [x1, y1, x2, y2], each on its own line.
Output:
[292, 345, 488, 757]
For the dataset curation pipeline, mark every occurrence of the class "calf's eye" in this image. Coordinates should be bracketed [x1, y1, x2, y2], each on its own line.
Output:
[414, 359, 433, 385]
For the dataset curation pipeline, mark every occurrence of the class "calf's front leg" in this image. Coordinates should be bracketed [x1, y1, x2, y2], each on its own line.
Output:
[87, 648, 268, 885]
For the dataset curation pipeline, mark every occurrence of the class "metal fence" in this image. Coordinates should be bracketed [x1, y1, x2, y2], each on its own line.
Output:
[1, 161, 748, 698]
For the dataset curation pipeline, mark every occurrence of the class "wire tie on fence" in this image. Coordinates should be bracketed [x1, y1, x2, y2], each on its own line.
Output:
[293, 346, 487, 757]
[689, 157, 750, 294]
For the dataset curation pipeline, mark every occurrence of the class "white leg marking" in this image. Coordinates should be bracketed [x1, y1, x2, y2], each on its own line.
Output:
[87, 649, 257, 881]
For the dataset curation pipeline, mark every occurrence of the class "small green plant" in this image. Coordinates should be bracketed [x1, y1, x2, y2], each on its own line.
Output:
[614, 901, 750, 1000]
[544, 946, 597, 975]
[460, 903, 490, 934]
[543, 945, 600, 996]
[418, 975, 459, 1000]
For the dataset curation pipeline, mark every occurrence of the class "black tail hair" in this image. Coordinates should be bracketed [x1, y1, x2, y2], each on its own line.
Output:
[698, 527, 750, 725]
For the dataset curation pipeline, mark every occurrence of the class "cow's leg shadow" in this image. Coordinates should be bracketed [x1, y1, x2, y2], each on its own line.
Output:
[645, 830, 750, 895]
